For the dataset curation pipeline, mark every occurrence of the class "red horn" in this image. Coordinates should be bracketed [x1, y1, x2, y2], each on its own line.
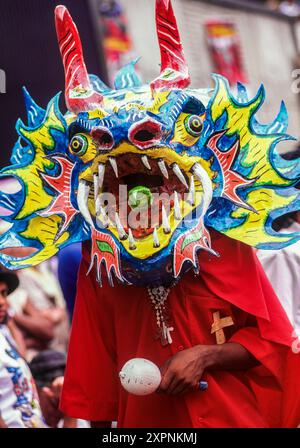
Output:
[151, 0, 190, 91]
[55, 5, 103, 113]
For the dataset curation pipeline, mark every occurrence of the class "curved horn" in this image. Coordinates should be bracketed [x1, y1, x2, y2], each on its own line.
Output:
[151, 0, 190, 91]
[55, 5, 103, 113]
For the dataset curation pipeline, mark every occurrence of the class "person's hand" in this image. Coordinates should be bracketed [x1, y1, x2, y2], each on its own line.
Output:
[158, 345, 218, 396]
[41, 308, 65, 324]
[51, 376, 64, 399]
[158, 342, 259, 396]
[39, 386, 62, 428]
[42, 376, 64, 404]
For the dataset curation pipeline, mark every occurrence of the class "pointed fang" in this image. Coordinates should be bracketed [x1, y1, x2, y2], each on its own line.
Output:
[172, 163, 188, 189]
[153, 227, 160, 248]
[98, 163, 105, 189]
[109, 157, 118, 178]
[186, 175, 195, 205]
[128, 228, 136, 250]
[173, 191, 182, 220]
[141, 155, 151, 170]
[77, 180, 94, 227]
[191, 163, 213, 214]
[162, 205, 171, 234]
[158, 159, 169, 179]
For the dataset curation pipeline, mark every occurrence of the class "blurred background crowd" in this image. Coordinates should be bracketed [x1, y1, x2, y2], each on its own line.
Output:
[0, 0, 300, 428]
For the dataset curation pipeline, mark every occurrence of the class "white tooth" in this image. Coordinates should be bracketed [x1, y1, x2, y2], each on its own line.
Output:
[173, 191, 182, 220]
[141, 155, 151, 170]
[191, 163, 213, 214]
[153, 227, 160, 248]
[162, 205, 171, 234]
[158, 159, 169, 179]
[128, 228, 136, 250]
[172, 163, 188, 189]
[115, 212, 127, 240]
[98, 163, 105, 189]
[77, 180, 94, 227]
[109, 157, 118, 178]
[93, 174, 99, 202]
[186, 175, 195, 205]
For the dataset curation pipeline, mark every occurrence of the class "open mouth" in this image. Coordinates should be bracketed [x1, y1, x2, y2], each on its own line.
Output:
[77, 147, 212, 256]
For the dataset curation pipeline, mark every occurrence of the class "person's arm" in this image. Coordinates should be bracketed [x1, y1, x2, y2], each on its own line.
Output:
[158, 342, 258, 395]
[13, 300, 54, 342]
[41, 307, 66, 325]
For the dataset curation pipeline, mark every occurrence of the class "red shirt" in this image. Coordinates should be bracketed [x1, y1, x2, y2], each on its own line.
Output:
[60, 231, 298, 427]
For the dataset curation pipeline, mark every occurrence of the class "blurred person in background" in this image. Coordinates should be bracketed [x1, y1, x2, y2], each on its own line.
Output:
[265, 0, 300, 15]
[15, 261, 69, 356]
[257, 148, 300, 332]
[29, 350, 87, 428]
[257, 210, 300, 331]
[3, 247, 70, 360]
[278, 0, 300, 16]
[0, 269, 46, 428]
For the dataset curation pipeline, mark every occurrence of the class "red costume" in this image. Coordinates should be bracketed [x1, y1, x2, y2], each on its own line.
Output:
[0, 0, 298, 430]
[61, 231, 298, 427]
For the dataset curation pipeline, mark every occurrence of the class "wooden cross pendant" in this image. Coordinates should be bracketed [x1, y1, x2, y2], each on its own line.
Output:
[211, 311, 234, 345]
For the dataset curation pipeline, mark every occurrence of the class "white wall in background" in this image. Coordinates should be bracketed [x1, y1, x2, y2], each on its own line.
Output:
[122, 0, 300, 147]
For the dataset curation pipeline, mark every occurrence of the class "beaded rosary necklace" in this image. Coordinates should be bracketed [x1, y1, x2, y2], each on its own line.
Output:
[147, 286, 174, 346]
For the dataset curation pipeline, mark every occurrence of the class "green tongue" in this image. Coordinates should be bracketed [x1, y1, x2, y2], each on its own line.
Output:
[128, 186, 153, 210]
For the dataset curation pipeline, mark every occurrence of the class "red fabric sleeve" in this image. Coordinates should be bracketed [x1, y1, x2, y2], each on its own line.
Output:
[198, 230, 294, 347]
[229, 325, 289, 427]
[281, 350, 300, 427]
[60, 253, 119, 421]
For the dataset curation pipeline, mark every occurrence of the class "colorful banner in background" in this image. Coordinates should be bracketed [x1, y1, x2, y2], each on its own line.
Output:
[98, 0, 133, 85]
[205, 20, 247, 86]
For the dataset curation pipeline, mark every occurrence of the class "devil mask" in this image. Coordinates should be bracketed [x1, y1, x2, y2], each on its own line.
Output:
[0, 0, 300, 287]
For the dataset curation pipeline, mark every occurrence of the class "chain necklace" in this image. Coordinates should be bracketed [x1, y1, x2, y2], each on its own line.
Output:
[147, 286, 174, 346]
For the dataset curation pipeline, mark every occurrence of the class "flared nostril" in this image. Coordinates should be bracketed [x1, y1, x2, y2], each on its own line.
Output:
[133, 129, 157, 143]
[129, 119, 162, 149]
[91, 126, 114, 151]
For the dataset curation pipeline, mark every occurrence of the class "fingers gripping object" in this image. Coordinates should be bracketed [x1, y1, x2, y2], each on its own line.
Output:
[119, 358, 208, 395]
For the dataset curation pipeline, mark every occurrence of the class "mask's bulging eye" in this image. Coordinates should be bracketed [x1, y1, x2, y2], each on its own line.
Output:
[69, 135, 88, 156]
[185, 115, 203, 137]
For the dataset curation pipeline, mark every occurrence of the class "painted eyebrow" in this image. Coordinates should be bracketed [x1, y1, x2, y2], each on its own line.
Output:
[68, 119, 92, 139]
[182, 97, 205, 115]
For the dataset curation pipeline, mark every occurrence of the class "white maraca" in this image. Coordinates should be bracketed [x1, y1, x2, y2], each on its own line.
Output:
[119, 358, 162, 396]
